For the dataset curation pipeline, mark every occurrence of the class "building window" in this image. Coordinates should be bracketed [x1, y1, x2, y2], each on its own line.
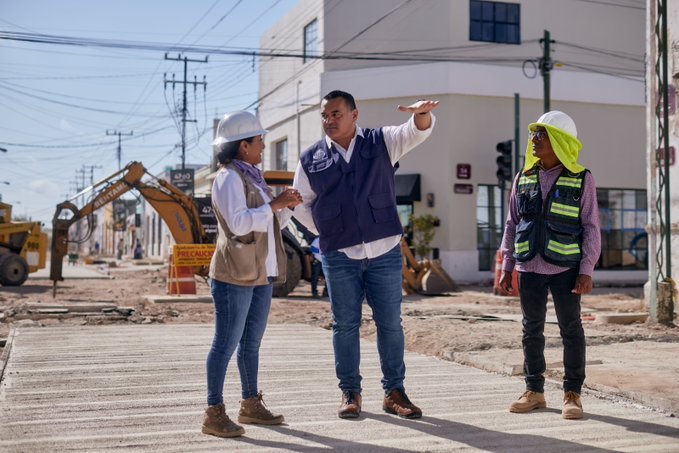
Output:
[275, 139, 288, 170]
[470, 0, 520, 44]
[476, 184, 504, 271]
[303, 19, 318, 64]
[598, 188, 647, 270]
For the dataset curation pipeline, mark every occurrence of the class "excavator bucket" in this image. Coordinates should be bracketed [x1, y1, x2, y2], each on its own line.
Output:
[419, 261, 458, 295]
[400, 238, 458, 295]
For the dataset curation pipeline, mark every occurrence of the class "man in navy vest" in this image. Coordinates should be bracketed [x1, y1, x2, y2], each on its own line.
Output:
[293, 90, 439, 419]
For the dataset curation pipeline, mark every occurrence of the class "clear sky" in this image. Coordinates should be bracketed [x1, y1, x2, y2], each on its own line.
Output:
[0, 0, 299, 224]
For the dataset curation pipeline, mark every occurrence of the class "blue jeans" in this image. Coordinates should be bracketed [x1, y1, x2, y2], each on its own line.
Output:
[322, 244, 406, 394]
[518, 268, 586, 394]
[206, 278, 273, 405]
[311, 259, 323, 295]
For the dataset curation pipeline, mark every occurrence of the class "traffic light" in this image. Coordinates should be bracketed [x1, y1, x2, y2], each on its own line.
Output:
[496, 140, 513, 184]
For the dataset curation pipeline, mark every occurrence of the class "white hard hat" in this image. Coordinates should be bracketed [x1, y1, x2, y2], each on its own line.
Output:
[530, 110, 577, 138]
[212, 111, 268, 146]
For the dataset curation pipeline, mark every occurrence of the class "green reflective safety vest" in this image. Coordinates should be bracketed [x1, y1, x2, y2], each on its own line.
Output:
[513, 166, 588, 268]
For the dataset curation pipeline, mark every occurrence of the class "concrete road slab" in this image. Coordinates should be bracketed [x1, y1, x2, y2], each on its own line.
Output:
[1, 324, 678, 452]
[29, 265, 111, 280]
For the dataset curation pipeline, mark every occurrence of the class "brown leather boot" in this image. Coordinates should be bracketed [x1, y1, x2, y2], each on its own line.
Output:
[383, 389, 422, 419]
[201, 403, 245, 438]
[338, 391, 362, 419]
[509, 391, 547, 413]
[238, 392, 284, 425]
[562, 391, 584, 420]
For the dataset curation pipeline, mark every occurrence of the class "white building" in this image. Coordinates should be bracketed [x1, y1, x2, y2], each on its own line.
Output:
[257, 0, 648, 284]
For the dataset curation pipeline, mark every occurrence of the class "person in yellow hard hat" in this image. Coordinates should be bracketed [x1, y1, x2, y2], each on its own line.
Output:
[202, 111, 302, 438]
[499, 111, 601, 420]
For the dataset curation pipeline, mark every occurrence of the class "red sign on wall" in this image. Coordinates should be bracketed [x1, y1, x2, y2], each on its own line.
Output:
[454, 184, 474, 194]
[457, 163, 471, 179]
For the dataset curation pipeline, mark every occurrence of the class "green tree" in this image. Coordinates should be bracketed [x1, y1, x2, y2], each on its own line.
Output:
[409, 213, 439, 260]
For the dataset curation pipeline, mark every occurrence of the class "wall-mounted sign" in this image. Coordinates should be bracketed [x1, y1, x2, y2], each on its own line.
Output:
[454, 184, 474, 195]
[457, 163, 471, 179]
[170, 169, 195, 195]
[195, 196, 218, 243]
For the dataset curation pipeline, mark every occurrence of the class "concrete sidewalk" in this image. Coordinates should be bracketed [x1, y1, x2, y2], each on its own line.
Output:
[1, 324, 679, 452]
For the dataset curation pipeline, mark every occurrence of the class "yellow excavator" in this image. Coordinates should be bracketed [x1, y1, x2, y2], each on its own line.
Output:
[0, 202, 48, 286]
[50, 162, 313, 297]
[50, 161, 208, 296]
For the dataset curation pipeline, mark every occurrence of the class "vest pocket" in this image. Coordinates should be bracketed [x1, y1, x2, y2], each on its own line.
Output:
[226, 239, 258, 281]
[368, 192, 398, 223]
[514, 219, 536, 260]
[543, 221, 582, 263]
[518, 190, 541, 215]
[316, 203, 343, 235]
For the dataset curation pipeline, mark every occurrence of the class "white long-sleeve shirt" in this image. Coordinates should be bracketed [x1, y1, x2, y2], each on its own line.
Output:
[293, 113, 435, 260]
[212, 166, 292, 277]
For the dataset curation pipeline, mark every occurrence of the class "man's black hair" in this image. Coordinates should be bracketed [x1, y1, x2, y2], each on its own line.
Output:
[323, 90, 356, 111]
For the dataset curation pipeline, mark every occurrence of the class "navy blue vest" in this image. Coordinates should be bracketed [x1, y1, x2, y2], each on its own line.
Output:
[300, 128, 403, 253]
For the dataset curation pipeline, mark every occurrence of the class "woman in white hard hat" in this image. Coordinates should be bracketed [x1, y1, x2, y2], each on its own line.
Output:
[499, 111, 601, 420]
[202, 111, 302, 438]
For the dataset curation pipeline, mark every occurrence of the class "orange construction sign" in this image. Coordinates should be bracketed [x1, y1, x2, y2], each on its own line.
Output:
[172, 244, 216, 266]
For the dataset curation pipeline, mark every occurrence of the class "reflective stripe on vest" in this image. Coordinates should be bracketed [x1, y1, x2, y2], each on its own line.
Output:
[547, 240, 581, 256]
[518, 175, 538, 187]
[555, 176, 583, 189]
[550, 201, 580, 218]
[515, 240, 530, 254]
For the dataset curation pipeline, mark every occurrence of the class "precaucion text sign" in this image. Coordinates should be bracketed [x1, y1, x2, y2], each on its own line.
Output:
[173, 244, 216, 266]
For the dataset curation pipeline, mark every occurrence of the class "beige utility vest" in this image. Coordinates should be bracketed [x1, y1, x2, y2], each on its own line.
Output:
[209, 164, 286, 286]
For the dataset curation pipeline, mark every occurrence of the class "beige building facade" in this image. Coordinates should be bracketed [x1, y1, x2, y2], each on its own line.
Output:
[258, 0, 647, 284]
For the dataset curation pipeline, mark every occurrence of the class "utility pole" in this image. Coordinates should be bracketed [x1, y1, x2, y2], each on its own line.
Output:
[649, 0, 674, 323]
[164, 53, 208, 170]
[106, 130, 133, 170]
[539, 30, 554, 113]
[514, 93, 521, 176]
[83, 164, 102, 187]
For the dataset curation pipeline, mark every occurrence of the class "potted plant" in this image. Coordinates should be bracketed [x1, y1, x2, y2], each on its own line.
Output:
[409, 213, 440, 260]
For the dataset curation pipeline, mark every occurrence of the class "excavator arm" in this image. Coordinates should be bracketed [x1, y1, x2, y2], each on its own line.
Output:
[50, 161, 207, 290]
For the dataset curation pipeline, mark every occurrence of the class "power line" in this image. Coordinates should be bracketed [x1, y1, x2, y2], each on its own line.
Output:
[571, 0, 644, 10]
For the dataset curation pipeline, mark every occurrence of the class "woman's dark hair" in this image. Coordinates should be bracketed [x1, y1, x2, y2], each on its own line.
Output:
[323, 90, 356, 110]
[216, 136, 255, 165]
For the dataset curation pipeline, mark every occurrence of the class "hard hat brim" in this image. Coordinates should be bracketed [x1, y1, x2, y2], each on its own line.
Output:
[212, 128, 268, 146]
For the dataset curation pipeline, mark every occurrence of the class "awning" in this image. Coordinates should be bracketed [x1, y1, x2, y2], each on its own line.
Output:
[395, 174, 421, 204]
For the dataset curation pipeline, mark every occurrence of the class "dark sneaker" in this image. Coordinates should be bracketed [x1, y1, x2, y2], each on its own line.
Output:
[383, 389, 422, 419]
[202, 403, 245, 438]
[562, 391, 583, 420]
[509, 390, 547, 413]
[338, 391, 362, 419]
[238, 391, 284, 425]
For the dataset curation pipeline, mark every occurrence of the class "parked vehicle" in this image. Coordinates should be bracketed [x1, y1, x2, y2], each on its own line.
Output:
[0, 202, 48, 286]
